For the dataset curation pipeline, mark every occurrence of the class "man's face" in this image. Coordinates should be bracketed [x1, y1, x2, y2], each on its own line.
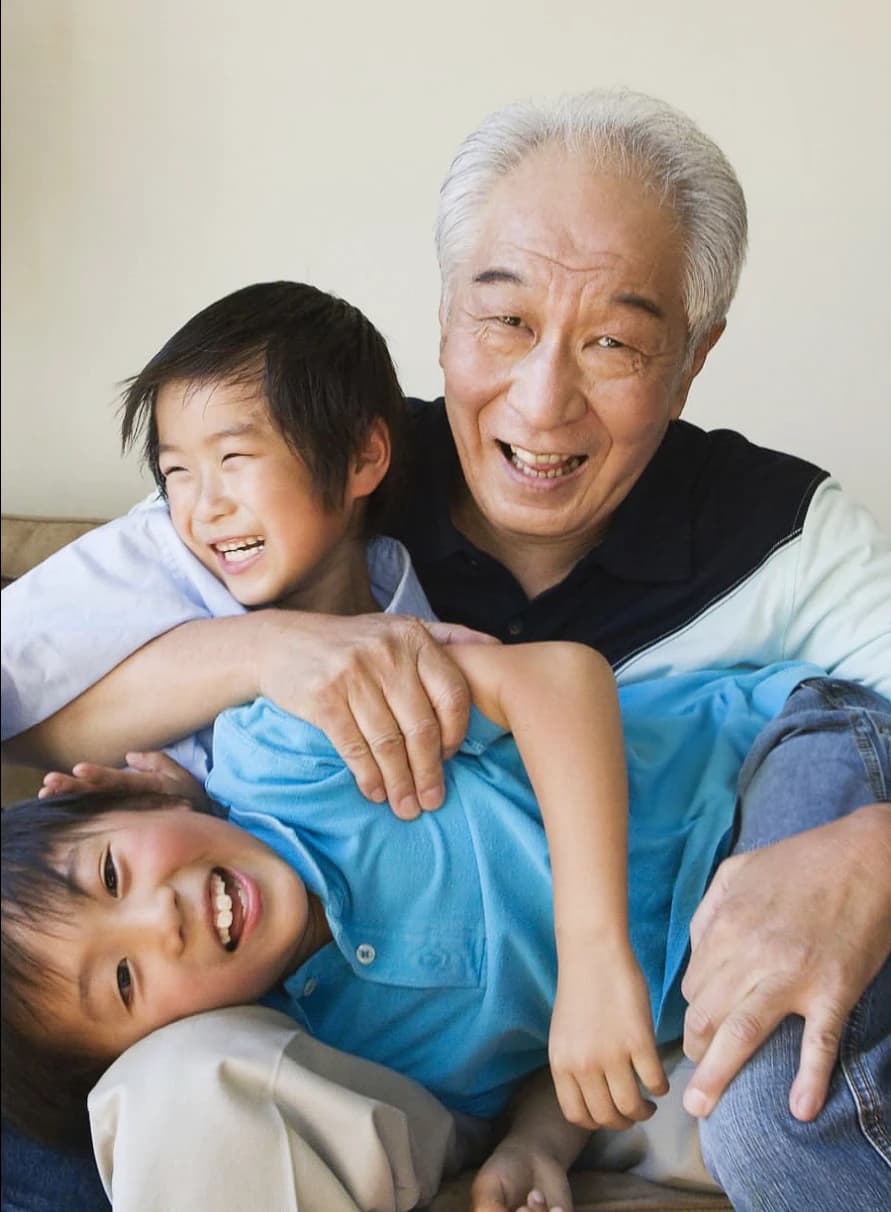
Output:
[26, 805, 312, 1058]
[439, 148, 718, 565]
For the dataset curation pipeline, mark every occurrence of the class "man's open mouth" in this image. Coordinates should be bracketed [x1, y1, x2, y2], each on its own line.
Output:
[210, 868, 247, 951]
[498, 442, 586, 479]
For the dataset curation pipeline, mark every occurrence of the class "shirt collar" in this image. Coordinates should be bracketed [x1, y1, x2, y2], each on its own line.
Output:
[408, 402, 693, 584]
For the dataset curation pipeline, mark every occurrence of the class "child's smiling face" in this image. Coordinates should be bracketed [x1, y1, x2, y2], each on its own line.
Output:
[155, 376, 387, 611]
[23, 803, 317, 1058]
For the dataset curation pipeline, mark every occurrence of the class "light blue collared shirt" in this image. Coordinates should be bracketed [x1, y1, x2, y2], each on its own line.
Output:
[209, 660, 820, 1119]
[1, 494, 435, 777]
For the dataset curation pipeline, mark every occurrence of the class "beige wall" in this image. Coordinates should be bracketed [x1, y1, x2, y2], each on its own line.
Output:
[2, 0, 889, 523]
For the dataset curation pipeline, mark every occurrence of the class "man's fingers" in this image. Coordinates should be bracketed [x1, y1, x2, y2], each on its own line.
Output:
[417, 639, 472, 765]
[683, 993, 785, 1117]
[425, 621, 500, 648]
[789, 1001, 847, 1121]
[682, 998, 718, 1063]
[318, 697, 391, 807]
[687, 855, 739, 951]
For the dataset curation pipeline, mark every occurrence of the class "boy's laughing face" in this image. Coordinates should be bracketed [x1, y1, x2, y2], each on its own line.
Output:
[25, 803, 321, 1058]
[155, 376, 366, 611]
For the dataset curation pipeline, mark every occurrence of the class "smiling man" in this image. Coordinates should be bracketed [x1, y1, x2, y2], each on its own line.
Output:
[3, 90, 890, 1212]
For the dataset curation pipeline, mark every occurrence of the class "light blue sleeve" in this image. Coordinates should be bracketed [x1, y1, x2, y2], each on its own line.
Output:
[1, 498, 245, 741]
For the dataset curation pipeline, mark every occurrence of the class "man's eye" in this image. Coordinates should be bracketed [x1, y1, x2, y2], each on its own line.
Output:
[596, 335, 623, 348]
[497, 315, 523, 328]
[116, 960, 132, 1008]
[103, 850, 119, 896]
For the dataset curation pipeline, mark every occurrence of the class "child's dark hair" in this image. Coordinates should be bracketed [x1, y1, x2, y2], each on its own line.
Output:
[120, 281, 408, 532]
[1, 790, 203, 1149]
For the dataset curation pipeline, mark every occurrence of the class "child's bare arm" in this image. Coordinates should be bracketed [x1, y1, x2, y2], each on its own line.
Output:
[449, 641, 668, 1130]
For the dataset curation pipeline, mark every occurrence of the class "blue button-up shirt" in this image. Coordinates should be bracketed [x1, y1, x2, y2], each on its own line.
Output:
[208, 659, 819, 1119]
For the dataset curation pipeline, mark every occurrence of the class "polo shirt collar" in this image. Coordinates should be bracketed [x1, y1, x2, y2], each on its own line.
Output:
[413, 406, 693, 584]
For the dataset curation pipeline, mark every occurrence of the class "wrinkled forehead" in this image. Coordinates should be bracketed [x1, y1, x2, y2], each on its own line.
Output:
[450, 147, 685, 300]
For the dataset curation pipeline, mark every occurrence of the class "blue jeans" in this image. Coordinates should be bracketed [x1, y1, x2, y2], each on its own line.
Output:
[1, 1122, 109, 1211]
[699, 678, 891, 1211]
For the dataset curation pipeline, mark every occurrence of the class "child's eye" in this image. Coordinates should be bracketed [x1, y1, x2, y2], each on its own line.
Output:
[103, 849, 119, 896]
[116, 960, 132, 1008]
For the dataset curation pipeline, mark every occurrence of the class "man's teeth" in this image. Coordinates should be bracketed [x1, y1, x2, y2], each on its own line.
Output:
[214, 538, 264, 563]
[508, 445, 584, 479]
[211, 870, 246, 947]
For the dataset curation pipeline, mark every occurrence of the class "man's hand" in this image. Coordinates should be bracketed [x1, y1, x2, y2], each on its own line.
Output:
[682, 804, 891, 1122]
[39, 749, 211, 808]
[256, 612, 494, 820]
[549, 940, 668, 1130]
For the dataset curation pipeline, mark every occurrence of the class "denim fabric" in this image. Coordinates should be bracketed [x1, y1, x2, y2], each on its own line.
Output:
[1, 1123, 109, 1212]
[700, 677, 891, 1210]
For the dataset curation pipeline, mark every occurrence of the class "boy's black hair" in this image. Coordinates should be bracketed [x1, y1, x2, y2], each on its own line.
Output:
[1, 790, 204, 1149]
[119, 281, 409, 532]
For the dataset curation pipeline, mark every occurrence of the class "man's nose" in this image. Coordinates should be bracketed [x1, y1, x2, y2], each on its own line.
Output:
[507, 336, 588, 431]
[121, 885, 184, 956]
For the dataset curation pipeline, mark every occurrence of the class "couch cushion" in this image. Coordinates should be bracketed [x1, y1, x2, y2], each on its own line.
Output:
[1, 513, 105, 585]
[2, 513, 106, 802]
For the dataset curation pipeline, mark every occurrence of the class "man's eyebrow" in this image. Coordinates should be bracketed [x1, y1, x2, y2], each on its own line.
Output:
[611, 291, 666, 321]
[472, 268, 528, 287]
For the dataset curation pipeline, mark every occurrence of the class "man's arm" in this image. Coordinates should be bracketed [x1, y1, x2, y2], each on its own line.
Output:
[5, 610, 476, 818]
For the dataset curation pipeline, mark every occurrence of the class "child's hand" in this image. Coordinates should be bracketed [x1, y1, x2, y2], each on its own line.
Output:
[548, 940, 668, 1131]
[471, 1136, 573, 1212]
[40, 750, 211, 809]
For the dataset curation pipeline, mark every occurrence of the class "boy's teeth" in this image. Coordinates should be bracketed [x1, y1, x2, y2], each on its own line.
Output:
[214, 538, 264, 563]
[210, 870, 246, 947]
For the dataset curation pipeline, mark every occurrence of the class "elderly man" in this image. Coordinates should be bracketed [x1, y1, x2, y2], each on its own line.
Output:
[3, 90, 890, 1212]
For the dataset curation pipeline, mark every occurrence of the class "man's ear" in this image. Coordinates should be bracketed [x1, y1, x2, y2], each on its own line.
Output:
[670, 321, 727, 419]
[348, 418, 391, 501]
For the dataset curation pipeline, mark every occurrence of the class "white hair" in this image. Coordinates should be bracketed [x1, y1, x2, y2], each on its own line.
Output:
[435, 89, 748, 353]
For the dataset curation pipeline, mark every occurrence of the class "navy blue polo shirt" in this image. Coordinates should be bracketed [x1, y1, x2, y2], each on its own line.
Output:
[394, 400, 830, 681]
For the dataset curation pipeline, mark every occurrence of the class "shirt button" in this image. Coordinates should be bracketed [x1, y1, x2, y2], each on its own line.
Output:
[302, 977, 318, 997]
[356, 943, 376, 965]
[507, 619, 524, 637]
